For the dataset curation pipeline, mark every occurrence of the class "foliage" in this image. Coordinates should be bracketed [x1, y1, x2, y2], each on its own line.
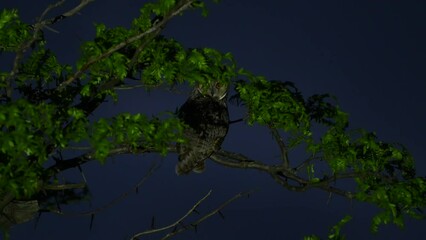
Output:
[0, 9, 31, 52]
[305, 215, 352, 240]
[232, 70, 425, 231]
[0, 0, 425, 239]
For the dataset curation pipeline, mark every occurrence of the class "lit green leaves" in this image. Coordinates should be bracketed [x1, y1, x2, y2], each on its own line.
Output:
[90, 113, 185, 163]
[78, 24, 131, 77]
[318, 127, 424, 232]
[17, 48, 66, 84]
[0, 9, 30, 52]
[0, 100, 57, 161]
[139, 37, 183, 86]
[235, 73, 311, 142]
[361, 177, 426, 233]
[304, 215, 352, 240]
[233, 68, 424, 232]
[320, 123, 353, 173]
[188, 49, 208, 70]
[0, 100, 92, 198]
[137, 39, 236, 89]
[0, 100, 61, 197]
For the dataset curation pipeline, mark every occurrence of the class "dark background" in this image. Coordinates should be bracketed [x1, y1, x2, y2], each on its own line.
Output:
[2, 0, 426, 239]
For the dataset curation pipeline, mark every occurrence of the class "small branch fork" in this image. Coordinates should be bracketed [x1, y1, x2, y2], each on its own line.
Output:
[210, 150, 355, 199]
[268, 124, 289, 168]
[44, 162, 158, 218]
[130, 190, 252, 240]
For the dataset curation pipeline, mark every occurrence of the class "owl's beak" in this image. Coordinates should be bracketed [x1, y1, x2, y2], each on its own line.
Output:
[215, 90, 227, 100]
[195, 82, 228, 100]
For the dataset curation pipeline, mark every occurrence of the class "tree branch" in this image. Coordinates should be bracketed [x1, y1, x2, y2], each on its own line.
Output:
[130, 190, 213, 239]
[43, 139, 360, 203]
[160, 191, 253, 240]
[38, 0, 95, 26]
[130, 190, 252, 240]
[56, 0, 196, 91]
[211, 150, 355, 199]
[45, 145, 175, 176]
[43, 162, 159, 217]
[4, 0, 95, 100]
[294, 154, 321, 172]
[268, 125, 290, 168]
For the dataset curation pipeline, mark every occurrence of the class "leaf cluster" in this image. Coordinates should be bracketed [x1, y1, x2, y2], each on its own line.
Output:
[231, 69, 425, 231]
[0, 0, 231, 199]
[90, 113, 185, 162]
[0, 9, 31, 52]
[0, 0, 425, 238]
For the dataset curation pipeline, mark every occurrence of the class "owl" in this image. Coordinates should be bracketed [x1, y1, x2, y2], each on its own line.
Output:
[175, 81, 229, 175]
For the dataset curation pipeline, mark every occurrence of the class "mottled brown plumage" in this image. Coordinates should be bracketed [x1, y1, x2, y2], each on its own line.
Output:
[176, 82, 229, 175]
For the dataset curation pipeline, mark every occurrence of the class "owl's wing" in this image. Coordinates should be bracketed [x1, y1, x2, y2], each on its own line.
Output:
[175, 95, 229, 175]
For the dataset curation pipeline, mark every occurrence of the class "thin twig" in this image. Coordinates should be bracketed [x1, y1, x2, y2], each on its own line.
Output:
[130, 190, 213, 239]
[160, 191, 253, 240]
[294, 154, 321, 172]
[38, 0, 66, 22]
[35, 0, 95, 27]
[45, 162, 159, 217]
[269, 126, 289, 168]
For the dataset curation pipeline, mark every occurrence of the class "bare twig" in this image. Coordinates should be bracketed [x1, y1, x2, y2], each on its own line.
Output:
[294, 154, 321, 172]
[46, 0, 94, 23]
[45, 162, 159, 217]
[130, 190, 213, 239]
[268, 126, 289, 168]
[160, 191, 253, 240]
[38, 0, 66, 22]
[43, 182, 86, 190]
[129, 190, 252, 240]
[33, 0, 94, 28]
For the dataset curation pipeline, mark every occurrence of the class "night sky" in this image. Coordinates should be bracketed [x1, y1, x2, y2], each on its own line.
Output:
[3, 0, 426, 239]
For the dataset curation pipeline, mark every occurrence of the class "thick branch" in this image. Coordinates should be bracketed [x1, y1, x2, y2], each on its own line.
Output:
[44, 140, 359, 202]
[45, 145, 175, 176]
[211, 150, 355, 199]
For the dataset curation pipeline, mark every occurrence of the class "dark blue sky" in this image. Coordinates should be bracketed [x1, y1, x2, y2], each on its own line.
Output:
[4, 0, 426, 239]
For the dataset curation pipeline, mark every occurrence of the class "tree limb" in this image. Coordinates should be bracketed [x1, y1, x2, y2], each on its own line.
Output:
[42, 161, 159, 217]
[56, 0, 196, 91]
[130, 190, 213, 239]
[160, 191, 252, 240]
[268, 125, 289, 168]
[130, 190, 252, 240]
[211, 150, 355, 199]
[4, 0, 95, 100]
